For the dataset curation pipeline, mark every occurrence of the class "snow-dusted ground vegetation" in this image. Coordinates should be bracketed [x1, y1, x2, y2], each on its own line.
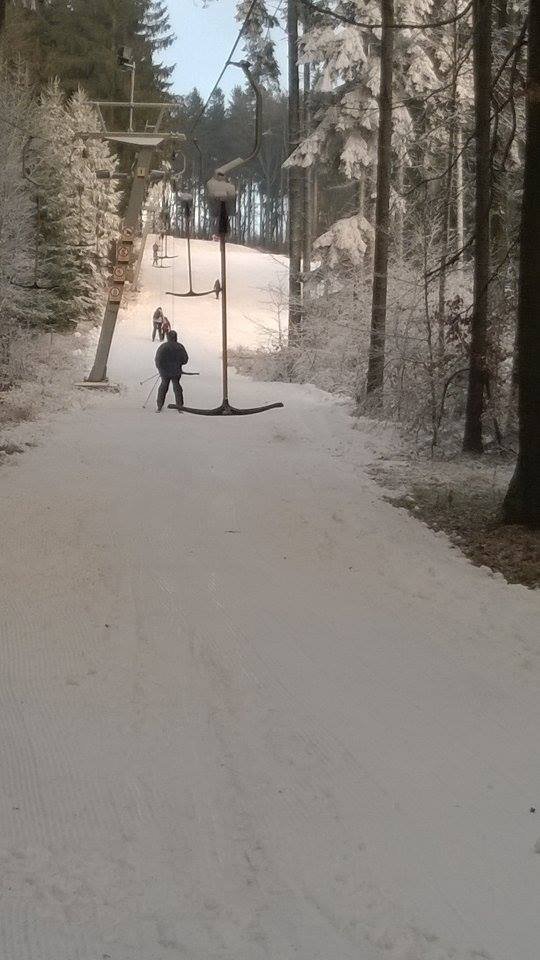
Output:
[0, 64, 119, 428]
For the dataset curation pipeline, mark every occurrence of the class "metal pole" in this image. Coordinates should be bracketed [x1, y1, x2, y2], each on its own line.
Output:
[220, 233, 228, 405]
[129, 65, 136, 133]
[132, 219, 150, 289]
[142, 377, 159, 408]
[186, 210, 193, 291]
[87, 145, 153, 382]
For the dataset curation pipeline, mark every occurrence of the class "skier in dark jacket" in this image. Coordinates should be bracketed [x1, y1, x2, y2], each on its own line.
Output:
[155, 329, 189, 411]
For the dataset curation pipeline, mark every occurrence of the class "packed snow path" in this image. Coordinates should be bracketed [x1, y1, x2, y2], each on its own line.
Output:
[1, 238, 539, 960]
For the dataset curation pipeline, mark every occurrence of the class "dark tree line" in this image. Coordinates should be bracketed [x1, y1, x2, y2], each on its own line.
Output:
[2, 0, 174, 107]
[170, 85, 290, 249]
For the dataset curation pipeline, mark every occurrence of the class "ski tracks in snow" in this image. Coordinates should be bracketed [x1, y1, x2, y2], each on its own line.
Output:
[0, 237, 539, 960]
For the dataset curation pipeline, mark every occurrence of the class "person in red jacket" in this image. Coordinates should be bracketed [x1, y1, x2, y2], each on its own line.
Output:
[152, 306, 163, 341]
[161, 316, 171, 340]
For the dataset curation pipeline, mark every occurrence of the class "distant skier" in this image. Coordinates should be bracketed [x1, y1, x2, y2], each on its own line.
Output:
[152, 241, 159, 266]
[155, 329, 189, 412]
[161, 316, 171, 340]
[152, 306, 164, 341]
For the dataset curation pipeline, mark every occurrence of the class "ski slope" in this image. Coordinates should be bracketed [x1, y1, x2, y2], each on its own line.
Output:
[0, 237, 539, 960]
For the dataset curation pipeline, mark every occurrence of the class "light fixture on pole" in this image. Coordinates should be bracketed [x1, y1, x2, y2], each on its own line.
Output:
[117, 46, 136, 133]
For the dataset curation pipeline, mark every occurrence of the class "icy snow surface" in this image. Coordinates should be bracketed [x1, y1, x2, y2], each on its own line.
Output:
[0, 237, 539, 960]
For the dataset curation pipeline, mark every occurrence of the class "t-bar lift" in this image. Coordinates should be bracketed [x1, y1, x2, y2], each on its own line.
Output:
[170, 61, 283, 417]
[164, 146, 220, 298]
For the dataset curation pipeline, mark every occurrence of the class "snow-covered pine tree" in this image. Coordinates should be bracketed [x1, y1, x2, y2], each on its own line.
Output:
[34, 82, 119, 328]
[33, 81, 81, 328]
[236, 0, 281, 87]
[286, 0, 430, 263]
[68, 89, 120, 320]
[0, 61, 50, 386]
[286, 1, 421, 397]
[4, 0, 175, 102]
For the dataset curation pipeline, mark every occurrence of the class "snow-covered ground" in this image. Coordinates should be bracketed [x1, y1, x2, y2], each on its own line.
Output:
[0, 237, 539, 960]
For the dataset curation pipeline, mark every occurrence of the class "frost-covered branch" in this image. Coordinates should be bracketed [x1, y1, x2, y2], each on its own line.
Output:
[298, 0, 473, 31]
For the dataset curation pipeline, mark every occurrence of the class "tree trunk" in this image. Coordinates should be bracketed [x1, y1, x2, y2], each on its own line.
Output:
[456, 122, 465, 270]
[357, 177, 366, 281]
[247, 180, 252, 245]
[366, 0, 394, 401]
[395, 159, 405, 261]
[287, 0, 303, 341]
[437, 13, 460, 357]
[502, 1, 540, 528]
[491, 0, 509, 264]
[313, 169, 319, 239]
[463, 0, 492, 453]
[437, 142, 454, 358]
[302, 62, 313, 273]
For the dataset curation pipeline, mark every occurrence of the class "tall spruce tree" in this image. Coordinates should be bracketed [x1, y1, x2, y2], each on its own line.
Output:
[463, 0, 492, 452]
[366, 0, 394, 401]
[34, 81, 119, 327]
[502, 2, 540, 528]
[236, 0, 280, 87]
[4, 0, 174, 102]
[0, 62, 49, 383]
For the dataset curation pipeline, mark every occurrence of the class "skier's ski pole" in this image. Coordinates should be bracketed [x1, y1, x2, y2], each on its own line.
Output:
[140, 372, 199, 384]
[143, 378, 159, 408]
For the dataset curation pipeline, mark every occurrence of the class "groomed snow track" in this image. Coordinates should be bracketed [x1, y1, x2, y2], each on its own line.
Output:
[0, 237, 539, 960]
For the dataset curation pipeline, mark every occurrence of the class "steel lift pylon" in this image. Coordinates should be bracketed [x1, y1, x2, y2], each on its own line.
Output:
[82, 98, 186, 385]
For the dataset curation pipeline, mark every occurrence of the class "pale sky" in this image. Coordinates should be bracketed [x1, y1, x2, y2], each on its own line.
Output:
[162, 0, 288, 101]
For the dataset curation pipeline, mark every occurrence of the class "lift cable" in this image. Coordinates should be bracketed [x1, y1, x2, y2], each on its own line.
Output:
[189, 0, 261, 136]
